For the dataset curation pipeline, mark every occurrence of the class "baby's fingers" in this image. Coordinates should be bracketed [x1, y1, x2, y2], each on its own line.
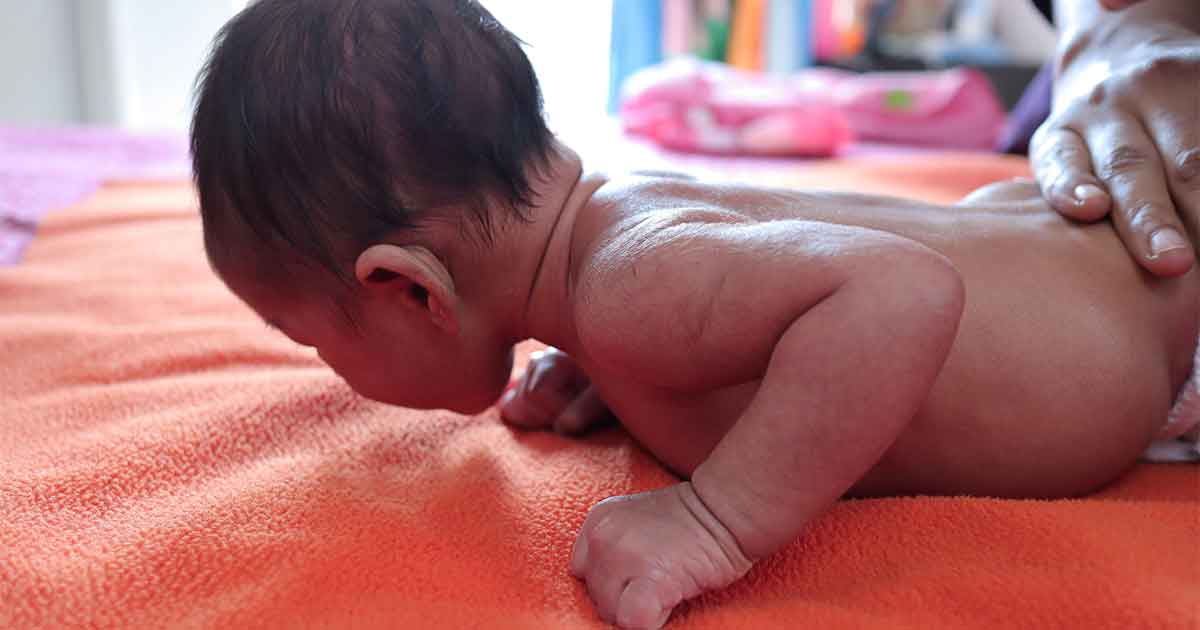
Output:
[500, 350, 579, 428]
[570, 527, 589, 577]
[553, 385, 611, 435]
[498, 372, 554, 428]
[617, 576, 676, 629]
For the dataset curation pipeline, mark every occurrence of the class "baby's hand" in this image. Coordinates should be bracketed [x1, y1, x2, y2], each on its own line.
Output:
[499, 347, 610, 435]
[571, 483, 753, 629]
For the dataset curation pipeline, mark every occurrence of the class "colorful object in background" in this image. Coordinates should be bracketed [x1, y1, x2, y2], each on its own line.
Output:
[609, 0, 664, 112]
[766, 0, 814, 73]
[619, 59, 1006, 156]
[620, 59, 851, 156]
[662, 0, 695, 56]
[611, 0, 874, 112]
[812, 0, 838, 61]
[834, 0, 869, 59]
[696, 0, 732, 62]
[834, 66, 1006, 149]
[812, 0, 870, 61]
[727, 0, 766, 70]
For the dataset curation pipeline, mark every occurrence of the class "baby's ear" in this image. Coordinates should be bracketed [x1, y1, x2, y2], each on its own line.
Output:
[354, 244, 460, 335]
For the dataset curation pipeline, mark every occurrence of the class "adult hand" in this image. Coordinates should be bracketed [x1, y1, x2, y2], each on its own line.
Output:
[1031, 5, 1200, 277]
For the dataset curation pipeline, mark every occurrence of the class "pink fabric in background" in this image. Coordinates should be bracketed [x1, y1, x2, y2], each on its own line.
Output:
[0, 125, 189, 265]
[0, 122, 961, 267]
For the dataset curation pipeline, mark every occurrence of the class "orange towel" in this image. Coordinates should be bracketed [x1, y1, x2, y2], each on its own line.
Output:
[1, 155, 1197, 629]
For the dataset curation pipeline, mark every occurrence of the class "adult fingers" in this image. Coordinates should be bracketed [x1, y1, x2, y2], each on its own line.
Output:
[1145, 100, 1200, 250]
[1031, 125, 1112, 221]
[1086, 117, 1194, 276]
[554, 385, 611, 435]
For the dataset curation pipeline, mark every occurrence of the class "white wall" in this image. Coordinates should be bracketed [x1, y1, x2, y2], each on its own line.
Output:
[0, 0, 609, 133]
[75, 0, 245, 130]
[482, 1, 613, 140]
[0, 0, 243, 130]
[0, 0, 83, 124]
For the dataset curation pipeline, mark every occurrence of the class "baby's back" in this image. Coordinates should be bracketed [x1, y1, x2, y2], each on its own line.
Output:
[578, 176, 1198, 497]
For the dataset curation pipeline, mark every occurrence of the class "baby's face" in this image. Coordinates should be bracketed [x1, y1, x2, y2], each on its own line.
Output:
[223, 269, 513, 414]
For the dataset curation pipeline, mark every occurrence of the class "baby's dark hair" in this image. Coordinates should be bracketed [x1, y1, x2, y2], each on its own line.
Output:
[192, 0, 554, 280]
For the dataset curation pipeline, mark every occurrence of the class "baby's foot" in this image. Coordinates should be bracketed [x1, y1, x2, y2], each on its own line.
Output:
[499, 348, 611, 434]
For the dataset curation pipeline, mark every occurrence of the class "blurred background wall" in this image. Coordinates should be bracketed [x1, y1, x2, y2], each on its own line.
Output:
[0, 1, 244, 129]
[0, 0, 611, 134]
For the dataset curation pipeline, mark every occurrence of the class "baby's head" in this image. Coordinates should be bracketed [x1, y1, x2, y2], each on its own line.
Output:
[192, 0, 555, 412]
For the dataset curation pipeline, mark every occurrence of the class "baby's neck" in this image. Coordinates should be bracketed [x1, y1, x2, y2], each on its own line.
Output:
[461, 141, 606, 349]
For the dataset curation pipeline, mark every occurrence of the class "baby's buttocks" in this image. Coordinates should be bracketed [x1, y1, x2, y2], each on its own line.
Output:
[858, 213, 1197, 496]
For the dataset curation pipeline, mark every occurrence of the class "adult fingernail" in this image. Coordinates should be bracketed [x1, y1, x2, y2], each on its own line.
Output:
[1150, 227, 1188, 257]
[1073, 184, 1105, 204]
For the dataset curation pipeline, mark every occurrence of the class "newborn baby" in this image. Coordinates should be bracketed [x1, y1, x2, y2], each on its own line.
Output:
[192, 1, 1199, 628]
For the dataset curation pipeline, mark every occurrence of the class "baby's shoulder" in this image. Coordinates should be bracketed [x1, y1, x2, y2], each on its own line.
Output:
[576, 175, 749, 254]
[572, 188, 748, 295]
[567, 185, 756, 371]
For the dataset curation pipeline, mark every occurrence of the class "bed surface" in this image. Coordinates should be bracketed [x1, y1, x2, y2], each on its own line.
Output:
[1, 154, 1196, 629]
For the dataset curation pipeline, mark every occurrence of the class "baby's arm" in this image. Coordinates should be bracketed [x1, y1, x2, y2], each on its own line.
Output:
[570, 215, 964, 627]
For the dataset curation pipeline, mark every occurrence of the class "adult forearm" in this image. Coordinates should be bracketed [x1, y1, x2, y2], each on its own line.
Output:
[1054, 0, 1200, 64]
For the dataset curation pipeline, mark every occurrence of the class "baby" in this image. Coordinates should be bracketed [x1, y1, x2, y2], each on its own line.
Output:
[192, 1, 1199, 628]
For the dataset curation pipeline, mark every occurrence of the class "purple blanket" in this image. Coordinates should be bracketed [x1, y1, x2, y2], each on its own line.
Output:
[0, 126, 189, 265]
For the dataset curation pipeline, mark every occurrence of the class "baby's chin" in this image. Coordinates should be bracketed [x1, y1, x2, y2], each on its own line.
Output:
[446, 396, 498, 416]
[418, 387, 504, 415]
[343, 350, 513, 415]
[352, 379, 504, 416]
[449, 377, 513, 415]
